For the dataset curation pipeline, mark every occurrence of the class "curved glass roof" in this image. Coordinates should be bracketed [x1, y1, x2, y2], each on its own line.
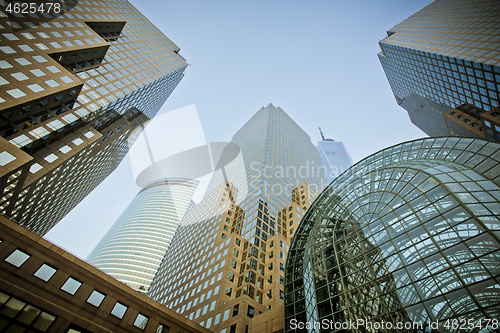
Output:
[285, 137, 500, 333]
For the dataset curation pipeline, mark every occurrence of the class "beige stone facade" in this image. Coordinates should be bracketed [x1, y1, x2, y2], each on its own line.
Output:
[444, 104, 500, 141]
[148, 104, 328, 333]
[0, 215, 211, 333]
[247, 306, 283, 333]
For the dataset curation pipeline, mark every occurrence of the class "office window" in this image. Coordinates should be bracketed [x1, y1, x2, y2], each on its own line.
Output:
[5, 249, 30, 267]
[61, 277, 82, 295]
[223, 308, 230, 321]
[232, 304, 239, 317]
[86, 290, 105, 307]
[134, 313, 149, 329]
[34, 264, 57, 282]
[247, 305, 254, 318]
[0, 292, 56, 331]
[111, 302, 127, 319]
[156, 324, 169, 333]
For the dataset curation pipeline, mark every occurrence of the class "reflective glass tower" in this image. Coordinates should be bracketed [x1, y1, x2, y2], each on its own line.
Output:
[87, 178, 198, 293]
[285, 137, 500, 333]
[378, 0, 500, 139]
[148, 104, 328, 333]
[317, 129, 352, 183]
[0, 0, 187, 235]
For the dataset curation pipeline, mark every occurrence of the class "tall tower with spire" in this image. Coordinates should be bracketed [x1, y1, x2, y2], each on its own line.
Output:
[317, 128, 353, 183]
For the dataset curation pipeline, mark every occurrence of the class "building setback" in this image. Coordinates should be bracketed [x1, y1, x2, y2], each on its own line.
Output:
[378, 0, 500, 139]
[443, 104, 500, 141]
[285, 137, 500, 333]
[87, 178, 199, 293]
[148, 104, 328, 333]
[0, 0, 188, 235]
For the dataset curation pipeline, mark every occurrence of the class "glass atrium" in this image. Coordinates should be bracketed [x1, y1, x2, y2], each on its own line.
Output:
[285, 137, 500, 333]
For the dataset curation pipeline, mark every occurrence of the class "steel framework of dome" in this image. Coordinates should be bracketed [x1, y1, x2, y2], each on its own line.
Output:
[285, 137, 500, 333]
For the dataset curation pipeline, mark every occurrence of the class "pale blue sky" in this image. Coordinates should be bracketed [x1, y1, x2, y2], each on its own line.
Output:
[45, 0, 433, 258]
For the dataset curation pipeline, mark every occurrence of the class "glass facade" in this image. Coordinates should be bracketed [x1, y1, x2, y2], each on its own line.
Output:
[317, 140, 352, 183]
[285, 137, 500, 333]
[148, 104, 327, 332]
[0, 290, 56, 332]
[0, 0, 188, 235]
[378, 0, 500, 137]
[87, 178, 198, 293]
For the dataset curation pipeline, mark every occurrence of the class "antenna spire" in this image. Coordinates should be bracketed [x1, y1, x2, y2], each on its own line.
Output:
[319, 127, 325, 141]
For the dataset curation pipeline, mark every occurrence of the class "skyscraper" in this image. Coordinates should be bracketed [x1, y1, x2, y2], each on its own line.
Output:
[0, 0, 188, 235]
[148, 104, 327, 333]
[285, 136, 500, 332]
[378, 0, 500, 138]
[317, 128, 352, 183]
[87, 178, 199, 293]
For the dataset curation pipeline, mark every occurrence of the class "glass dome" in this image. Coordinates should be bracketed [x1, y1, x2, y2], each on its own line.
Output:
[285, 137, 500, 333]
